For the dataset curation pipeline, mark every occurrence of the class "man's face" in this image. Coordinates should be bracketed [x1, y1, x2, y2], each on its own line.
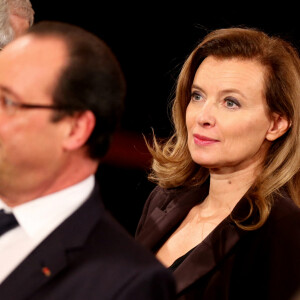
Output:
[0, 35, 70, 201]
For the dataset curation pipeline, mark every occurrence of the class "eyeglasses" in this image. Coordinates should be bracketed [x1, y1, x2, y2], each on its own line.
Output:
[0, 94, 73, 115]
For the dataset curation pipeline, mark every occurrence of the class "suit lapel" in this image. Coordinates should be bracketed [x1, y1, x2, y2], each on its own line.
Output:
[0, 185, 103, 300]
[0, 239, 68, 300]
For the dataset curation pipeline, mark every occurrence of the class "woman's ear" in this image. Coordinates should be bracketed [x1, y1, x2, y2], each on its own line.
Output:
[62, 110, 96, 151]
[266, 113, 290, 141]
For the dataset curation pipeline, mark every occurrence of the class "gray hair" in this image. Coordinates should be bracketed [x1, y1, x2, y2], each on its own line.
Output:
[0, 0, 34, 48]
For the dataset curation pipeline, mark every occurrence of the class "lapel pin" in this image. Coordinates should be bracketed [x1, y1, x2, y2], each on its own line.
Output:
[42, 266, 51, 277]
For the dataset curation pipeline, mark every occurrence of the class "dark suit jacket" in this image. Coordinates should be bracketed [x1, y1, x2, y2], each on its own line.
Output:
[136, 181, 300, 300]
[0, 184, 176, 300]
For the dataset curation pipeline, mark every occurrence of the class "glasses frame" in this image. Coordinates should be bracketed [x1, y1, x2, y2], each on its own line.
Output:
[1, 95, 74, 113]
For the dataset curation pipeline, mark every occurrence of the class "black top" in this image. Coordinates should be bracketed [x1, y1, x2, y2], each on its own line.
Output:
[168, 247, 196, 271]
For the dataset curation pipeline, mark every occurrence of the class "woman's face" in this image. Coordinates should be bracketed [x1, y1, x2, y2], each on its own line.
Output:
[186, 56, 277, 173]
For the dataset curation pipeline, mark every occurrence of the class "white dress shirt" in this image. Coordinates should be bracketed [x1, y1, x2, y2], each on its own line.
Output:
[0, 175, 95, 284]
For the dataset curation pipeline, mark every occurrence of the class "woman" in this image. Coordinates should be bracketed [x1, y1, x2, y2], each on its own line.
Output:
[135, 27, 300, 300]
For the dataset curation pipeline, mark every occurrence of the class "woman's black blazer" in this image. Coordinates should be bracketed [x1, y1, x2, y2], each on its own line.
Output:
[136, 181, 300, 300]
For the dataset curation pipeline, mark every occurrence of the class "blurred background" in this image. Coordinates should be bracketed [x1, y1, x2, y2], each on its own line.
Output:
[30, 0, 300, 235]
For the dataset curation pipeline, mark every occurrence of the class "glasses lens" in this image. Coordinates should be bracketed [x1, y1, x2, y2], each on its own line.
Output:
[0, 92, 18, 115]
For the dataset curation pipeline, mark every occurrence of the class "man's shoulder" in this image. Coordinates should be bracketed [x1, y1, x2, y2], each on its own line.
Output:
[87, 206, 164, 265]
[70, 205, 176, 299]
[73, 184, 170, 271]
[37, 185, 175, 299]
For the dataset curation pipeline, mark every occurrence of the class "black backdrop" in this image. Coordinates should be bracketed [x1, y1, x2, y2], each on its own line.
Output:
[29, 1, 300, 235]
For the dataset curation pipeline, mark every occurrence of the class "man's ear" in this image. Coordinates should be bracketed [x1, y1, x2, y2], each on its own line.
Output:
[62, 110, 96, 151]
[266, 113, 290, 141]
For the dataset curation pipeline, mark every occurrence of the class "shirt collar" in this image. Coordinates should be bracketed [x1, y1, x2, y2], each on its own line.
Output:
[0, 175, 95, 239]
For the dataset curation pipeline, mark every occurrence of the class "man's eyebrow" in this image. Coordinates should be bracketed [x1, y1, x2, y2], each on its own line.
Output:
[0, 85, 22, 101]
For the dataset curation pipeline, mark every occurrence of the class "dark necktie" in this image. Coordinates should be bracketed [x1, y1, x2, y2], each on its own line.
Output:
[0, 209, 19, 236]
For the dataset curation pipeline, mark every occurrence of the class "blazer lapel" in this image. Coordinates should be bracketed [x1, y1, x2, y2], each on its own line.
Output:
[0, 185, 103, 300]
[174, 217, 244, 293]
[174, 194, 254, 293]
[137, 182, 210, 250]
[137, 180, 254, 294]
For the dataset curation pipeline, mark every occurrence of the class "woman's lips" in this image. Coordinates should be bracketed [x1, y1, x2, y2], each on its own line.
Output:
[193, 134, 219, 146]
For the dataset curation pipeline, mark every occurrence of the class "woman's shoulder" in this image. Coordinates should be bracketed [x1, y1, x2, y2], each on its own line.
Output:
[268, 190, 300, 235]
[148, 184, 185, 200]
[144, 185, 185, 212]
[147, 182, 208, 210]
[271, 190, 300, 219]
[135, 182, 208, 239]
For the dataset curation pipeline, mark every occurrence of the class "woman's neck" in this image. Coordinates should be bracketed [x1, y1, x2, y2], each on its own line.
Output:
[205, 163, 261, 212]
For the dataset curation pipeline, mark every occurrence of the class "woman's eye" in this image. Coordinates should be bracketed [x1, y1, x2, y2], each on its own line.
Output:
[191, 92, 203, 101]
[225, 98, 240, 109]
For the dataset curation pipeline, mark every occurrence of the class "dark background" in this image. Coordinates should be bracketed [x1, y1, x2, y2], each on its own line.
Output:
[30, 1, 300, 235]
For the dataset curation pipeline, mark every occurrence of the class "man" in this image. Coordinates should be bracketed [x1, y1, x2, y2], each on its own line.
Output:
[0, 0, 34, 48]
[0, 21, 175, 299]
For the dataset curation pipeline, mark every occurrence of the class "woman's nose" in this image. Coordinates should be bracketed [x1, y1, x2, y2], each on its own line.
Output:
[196, 101, 216, 128]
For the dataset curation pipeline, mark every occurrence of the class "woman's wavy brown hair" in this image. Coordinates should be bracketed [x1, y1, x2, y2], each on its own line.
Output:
[147, 27, 300, 229]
